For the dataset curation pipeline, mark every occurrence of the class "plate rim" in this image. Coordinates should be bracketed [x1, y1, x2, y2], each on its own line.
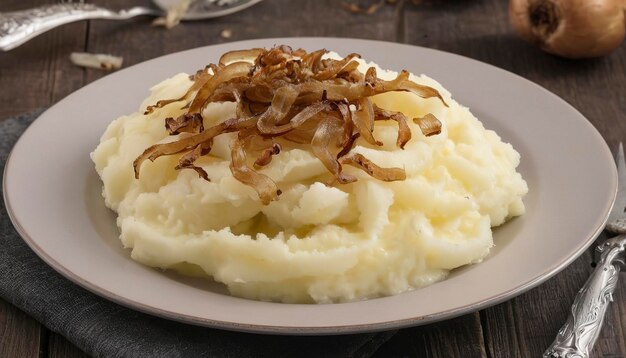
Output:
[2, 37, 617, 334]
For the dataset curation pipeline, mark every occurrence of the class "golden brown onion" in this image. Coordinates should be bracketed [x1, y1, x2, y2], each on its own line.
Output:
[257, 86, 299, 134]
[134, 116, 257, 178]
[509, 0, 626, 58]
[144, 71, 211, 115]
[188, 61, 253, 114]
[230, 136, 281, 205]
[175, 142, 212, 180]
[340, 153, 406, 181]
[311, 115, 357, 184]
[219, 48, 265, 67]
[134, 46, 447, 204]
[414, 113, 442, 137]
[254, 143, 281, 168]
[262, 101, 328, 135]
[313, 53, 361, 80]
[352, 98, 383, 146]
[373, 105, 412, 149]
[165, 113, 204, 135]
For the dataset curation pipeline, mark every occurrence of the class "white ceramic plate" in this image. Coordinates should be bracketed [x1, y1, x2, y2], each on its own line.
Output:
[3, 38, 616, 334]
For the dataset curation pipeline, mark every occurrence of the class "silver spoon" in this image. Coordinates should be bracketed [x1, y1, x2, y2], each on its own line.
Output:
[0, 0, 262, 51]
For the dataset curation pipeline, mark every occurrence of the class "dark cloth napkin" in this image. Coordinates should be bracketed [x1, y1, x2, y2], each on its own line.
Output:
[0, 111, 397, 358]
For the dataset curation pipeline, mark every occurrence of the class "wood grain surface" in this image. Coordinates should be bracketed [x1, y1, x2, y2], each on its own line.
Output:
[1, 0, 625, 357]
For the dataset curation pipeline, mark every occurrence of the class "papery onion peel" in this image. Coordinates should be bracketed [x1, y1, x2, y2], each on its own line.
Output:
[509, 0, 626, 58]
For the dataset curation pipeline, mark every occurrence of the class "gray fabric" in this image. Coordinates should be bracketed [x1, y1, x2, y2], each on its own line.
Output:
[0, 110, 398, 358]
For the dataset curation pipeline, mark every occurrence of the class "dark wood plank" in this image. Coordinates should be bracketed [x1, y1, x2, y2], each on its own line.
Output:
[0, 298, 43, 358]
[1, 0, 625, 356]
[373, 313, 487, 358]
[479, 303, 521, 358]
[0, 1, 88, 119]
[0, 1, 402, 356]
[80, 0, 402, 84]
[401, 0, 626, 144]
[402, 0, 626, 356]
[0, 2, 89, 357]
[480, 252, 594, 357]
[48, 332, 90, 358]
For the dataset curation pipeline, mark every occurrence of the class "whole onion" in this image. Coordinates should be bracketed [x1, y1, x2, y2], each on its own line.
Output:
[509, 0, 626, 58]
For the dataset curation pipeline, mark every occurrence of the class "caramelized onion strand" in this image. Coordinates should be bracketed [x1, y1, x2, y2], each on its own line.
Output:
[312, 115, 356, 184]
[340, 153, 406, 181]
[414, 113, 442, 137]
[230, 136, 280, 205]
[135, 46, 447, 203]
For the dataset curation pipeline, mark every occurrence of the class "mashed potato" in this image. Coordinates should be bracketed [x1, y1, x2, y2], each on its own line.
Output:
[91, 54, 528, 303]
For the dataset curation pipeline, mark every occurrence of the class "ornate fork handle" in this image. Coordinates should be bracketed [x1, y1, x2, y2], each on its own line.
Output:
[544, 235, 626, 358]
[0, 4, 158, 51]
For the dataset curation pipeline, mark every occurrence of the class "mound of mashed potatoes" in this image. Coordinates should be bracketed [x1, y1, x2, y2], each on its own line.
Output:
[91, 54, 528, 303]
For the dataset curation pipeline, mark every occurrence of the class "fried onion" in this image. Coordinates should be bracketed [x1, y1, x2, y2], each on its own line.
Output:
[136, 45, 447, 204]
[414, 113, 442, 137]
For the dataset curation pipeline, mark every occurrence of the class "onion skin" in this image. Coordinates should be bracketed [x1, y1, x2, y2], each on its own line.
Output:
[509, 0, 626, 58]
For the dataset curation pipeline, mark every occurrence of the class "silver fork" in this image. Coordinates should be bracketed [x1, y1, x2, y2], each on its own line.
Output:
[0, 2, 160, 51]
[544, 143, 626, 358]
[0, 0, 260, 51]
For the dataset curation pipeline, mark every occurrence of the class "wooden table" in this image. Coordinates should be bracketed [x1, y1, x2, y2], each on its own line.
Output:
[1, 0, 625, 356]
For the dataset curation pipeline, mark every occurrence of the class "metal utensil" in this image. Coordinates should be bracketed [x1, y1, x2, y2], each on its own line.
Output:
[0, 0, 262, 51]
[544, 143, 626, 358]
